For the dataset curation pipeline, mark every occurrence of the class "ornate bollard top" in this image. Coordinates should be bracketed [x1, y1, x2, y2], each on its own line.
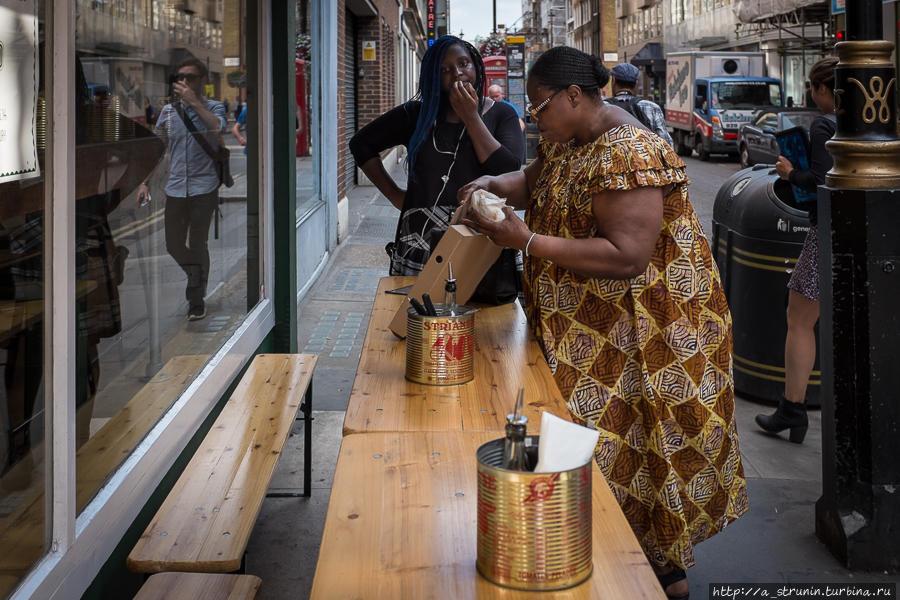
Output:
[826, 41, 900, 189]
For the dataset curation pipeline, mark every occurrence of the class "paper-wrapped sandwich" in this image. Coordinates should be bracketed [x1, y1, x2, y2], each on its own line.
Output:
[469, 189, 508, 223]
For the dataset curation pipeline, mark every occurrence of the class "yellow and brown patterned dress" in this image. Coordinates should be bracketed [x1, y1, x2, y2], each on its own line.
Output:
[524, 125, 748, 569]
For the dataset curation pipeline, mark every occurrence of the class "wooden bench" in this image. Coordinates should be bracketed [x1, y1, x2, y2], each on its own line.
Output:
[0, 355, 209, 595]
[134, 572, 261, 600]
[127, 353, 317, 574]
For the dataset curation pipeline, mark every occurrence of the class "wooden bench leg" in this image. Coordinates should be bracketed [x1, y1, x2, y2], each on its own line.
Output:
[303, 379, 312, 497]
[265, 380, 313, 498]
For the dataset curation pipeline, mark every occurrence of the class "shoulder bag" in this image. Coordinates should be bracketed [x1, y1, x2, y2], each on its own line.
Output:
[175, 103, 234, 188]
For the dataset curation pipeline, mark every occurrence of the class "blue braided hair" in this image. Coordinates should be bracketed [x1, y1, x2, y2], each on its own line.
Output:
[406, 36, 485, 173]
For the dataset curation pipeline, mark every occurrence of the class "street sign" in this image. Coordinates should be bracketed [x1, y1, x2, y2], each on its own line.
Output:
[505, 35, 526, 117]
[832, 0, 894, 14]
[362, 41, 376, 61]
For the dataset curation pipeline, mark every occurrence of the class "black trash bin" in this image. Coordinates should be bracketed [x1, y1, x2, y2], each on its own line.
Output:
[712, 164, 820, 407]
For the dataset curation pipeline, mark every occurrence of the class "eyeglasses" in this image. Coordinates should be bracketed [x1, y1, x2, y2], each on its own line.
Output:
[175, 72, 201, 82]
[526, 89, 563, 120]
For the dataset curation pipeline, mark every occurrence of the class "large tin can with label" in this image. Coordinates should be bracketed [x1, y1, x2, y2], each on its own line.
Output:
[405, 306, 475, 385]
[476, 436, 593, 590]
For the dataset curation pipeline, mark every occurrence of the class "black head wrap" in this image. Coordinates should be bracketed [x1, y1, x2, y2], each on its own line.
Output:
[528, 46, 609, 96]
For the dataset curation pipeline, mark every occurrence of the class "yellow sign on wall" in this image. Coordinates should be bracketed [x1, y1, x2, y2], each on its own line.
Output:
[363, 40, 376, 61]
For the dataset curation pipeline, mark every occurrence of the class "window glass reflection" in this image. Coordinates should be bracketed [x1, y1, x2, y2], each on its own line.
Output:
[297, 0, 316, 214]
[72, 0, 253, 518]
[0, 0, 46, 595]
[0, 1, 256, 596]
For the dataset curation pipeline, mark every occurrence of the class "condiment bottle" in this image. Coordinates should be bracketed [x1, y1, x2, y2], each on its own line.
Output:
[502, 389, 529, 471]
[444, 262, 457, 317]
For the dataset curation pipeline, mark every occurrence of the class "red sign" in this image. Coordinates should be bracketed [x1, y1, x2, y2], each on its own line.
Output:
[427, 0, 435, 40]
[666, 109, 691, 126]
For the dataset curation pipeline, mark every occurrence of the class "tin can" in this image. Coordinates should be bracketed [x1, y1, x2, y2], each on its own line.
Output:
[405, 305, 475, 385]
[476, 436, 593, 590]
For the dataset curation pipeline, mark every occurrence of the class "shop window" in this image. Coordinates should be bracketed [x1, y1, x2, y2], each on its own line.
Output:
[65, 0, 257, 523]
[1, 0, 267, 597]
[0, 1, 47, 594]
[296, 0, 319, 216]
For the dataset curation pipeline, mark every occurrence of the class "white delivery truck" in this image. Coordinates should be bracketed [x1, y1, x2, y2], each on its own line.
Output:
[665, 51, 783, 160]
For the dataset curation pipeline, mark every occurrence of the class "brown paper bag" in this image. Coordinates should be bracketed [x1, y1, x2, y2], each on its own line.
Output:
[389, 224, 502, 337]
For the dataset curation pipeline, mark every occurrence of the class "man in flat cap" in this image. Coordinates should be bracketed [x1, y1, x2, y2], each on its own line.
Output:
[606, 62, 672, 146]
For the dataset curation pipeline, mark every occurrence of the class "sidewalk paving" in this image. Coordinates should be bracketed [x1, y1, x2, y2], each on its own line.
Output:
[246, 158, 897, 599]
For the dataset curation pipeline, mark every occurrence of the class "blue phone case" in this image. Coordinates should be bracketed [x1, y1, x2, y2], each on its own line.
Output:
[775, 126, 816, 204]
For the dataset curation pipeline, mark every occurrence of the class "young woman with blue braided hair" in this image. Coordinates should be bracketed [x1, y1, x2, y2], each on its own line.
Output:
[350, 36, 524, 275]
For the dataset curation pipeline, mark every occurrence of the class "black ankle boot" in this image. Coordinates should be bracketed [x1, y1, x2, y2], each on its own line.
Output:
[755, 398, 808, 443]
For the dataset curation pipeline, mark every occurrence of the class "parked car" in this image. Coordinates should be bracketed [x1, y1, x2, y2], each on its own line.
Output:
[738, 108, 820, 168]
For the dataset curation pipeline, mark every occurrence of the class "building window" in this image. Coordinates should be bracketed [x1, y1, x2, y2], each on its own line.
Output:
[672, 0, 685, 24]
[0, 0, 264, 595]
[0, 1, 47, 590]
[296, 0, 319, 217]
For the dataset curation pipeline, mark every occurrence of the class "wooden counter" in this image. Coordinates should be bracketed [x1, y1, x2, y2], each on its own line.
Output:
[310, 432, 666, 599]
[343, 277, 570, 436]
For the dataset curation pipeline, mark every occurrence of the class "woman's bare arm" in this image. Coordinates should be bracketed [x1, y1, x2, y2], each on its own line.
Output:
[463, 185, 664, 280]
[359, 156, 405, 210]
[527, 187, 663, 279]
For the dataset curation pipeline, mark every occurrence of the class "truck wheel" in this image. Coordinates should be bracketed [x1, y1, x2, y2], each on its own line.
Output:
[739, 144, 752, 168]
[675, 132, 691, 156]
[696, 133, 709, 161]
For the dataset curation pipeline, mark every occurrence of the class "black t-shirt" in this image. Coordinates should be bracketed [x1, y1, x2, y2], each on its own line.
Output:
[349, 99, 523, 274]
[788, 114, 836, 224]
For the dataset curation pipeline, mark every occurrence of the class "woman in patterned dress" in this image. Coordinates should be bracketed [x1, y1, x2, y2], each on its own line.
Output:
[459, 47, 747, 600]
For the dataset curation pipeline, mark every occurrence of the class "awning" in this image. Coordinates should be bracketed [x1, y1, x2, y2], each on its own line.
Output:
[630, 43, 665, 75]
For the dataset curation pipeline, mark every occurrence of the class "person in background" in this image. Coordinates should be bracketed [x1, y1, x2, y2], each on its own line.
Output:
[756, 57, 838, 443]
[349, 35, 523, 276]
[137, 57, 227, 321]
[144, 96, 158, 126]
[606, 62, 673, 146]
[458, 46, 748, 600]
[488, 84, 526, 132]
[232, 103, 247, 153]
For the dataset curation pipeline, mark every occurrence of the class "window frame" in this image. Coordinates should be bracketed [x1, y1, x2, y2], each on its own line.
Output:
[8, 1, 277, 598]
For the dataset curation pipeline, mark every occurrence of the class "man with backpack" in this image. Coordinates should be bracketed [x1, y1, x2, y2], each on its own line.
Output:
[605, 62, 673, 147]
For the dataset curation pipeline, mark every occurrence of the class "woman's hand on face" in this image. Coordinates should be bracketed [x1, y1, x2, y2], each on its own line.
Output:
[775, 155, 794, 181]
[449, 81, 480, 123]
[461, 205, 531, 251]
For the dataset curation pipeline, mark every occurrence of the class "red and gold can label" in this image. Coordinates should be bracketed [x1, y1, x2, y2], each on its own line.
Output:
[476, 437, 593, 591]
[406, 308, 475, 385]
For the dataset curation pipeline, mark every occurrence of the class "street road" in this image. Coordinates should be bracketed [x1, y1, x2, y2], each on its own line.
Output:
[679, 155, 743, 240]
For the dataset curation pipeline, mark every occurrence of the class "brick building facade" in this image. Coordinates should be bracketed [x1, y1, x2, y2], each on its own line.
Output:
[337, 0, 423, 201]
